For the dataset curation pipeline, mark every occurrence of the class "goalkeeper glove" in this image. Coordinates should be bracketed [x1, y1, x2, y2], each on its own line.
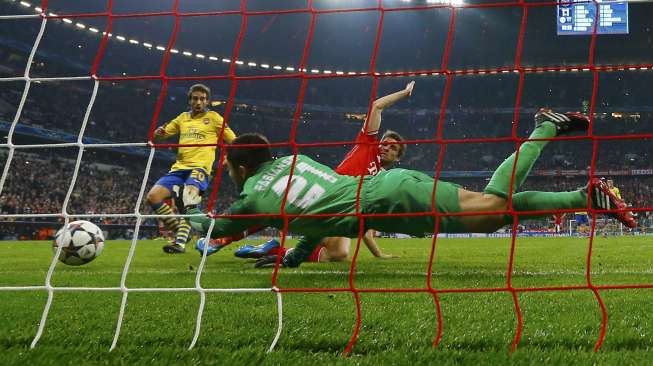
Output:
[255, 248, 296, 268]
[255, 255, 284, 269]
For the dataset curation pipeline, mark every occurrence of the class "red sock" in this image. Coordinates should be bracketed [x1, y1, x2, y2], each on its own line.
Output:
[307, 245, 325, 262]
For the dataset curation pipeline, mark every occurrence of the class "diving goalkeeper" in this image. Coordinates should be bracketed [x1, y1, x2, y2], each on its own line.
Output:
[178, 109, 636, 267]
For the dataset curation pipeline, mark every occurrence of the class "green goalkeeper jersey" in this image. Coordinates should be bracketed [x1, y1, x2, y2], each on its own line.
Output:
[188, 154, 464, 266]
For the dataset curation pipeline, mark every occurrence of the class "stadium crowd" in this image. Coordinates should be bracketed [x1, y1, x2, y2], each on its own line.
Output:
[0, 146, 649, 240]
[0, 151, 240, 240]
[0, 0, 650, 240]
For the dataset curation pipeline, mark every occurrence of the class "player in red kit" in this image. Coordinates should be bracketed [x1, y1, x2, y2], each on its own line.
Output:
[552, 213, 565, 234]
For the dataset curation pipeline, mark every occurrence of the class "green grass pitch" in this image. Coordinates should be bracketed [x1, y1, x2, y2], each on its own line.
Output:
[1, 236, 652, 365]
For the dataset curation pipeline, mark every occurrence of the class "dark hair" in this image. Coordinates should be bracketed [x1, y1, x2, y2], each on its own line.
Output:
[226, 133, 273, 173]
[381, 129, 406, 159]
[187, 83, 211, 100]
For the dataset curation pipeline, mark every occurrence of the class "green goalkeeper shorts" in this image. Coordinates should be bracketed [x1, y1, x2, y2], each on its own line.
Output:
[363, 169, 465, 235]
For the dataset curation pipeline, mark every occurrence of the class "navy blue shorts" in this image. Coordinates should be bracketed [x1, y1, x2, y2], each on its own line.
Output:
[575, 214, 589, 224]
[155, 168, 209, 193]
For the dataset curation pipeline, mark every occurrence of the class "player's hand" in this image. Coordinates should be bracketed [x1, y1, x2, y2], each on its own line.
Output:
[255, 255, 284, 269]
[376, 253, 399, 259]
[154, 126, 166, 137]
[405, 81, 415, 96]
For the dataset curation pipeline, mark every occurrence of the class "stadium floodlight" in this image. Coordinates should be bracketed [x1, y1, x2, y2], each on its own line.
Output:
[143, 42, 153, 48]
[156, 45, 165, 51]
[311, 69, 320, 73]
[170, 48, 179, 53]
[33, 6, 41, 12]
[196, 54, 205, 59]
[209, 56, 218, 61]
[336, 71, 344, 75]
[260, 64, 270, 68]
[116, 35, 126, 41]
[129, 39, 139, 45]
[222, 58, 230, 63]
[273, 65, 282, 70]
[450, 0, 464, 7]
[62, 18, 72, 24]
[248, 62, 257, 67]
[19, 1, 30, 7]
[285, 66, 295, 71]
[89, 27, 99, 33]
[347, 71, 356, 75]
[323, 70, 332, 74]
[75, 23, 86, 29]
[235, 60, 244, 65]
[183, 51, 192, 56]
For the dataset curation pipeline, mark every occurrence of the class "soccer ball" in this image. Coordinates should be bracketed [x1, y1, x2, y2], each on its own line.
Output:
[52, 220, 105, 266]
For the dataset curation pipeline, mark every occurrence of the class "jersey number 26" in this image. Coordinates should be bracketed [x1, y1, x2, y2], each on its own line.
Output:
[272, 175, 325, 209]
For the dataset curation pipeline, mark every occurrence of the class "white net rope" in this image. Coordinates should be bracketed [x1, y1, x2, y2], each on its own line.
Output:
[0, 9, 283, 352]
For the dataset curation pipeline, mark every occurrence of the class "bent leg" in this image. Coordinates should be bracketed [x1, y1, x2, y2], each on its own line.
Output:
[458, 189, 510, 233]
[484, 122, 557, 198]
[320, 237, 351, 262]
[174, 185, 200, 248]
[147, 185, 178, 231]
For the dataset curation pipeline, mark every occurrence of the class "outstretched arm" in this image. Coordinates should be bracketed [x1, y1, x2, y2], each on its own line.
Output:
[152, 120, 179, 142]
[364, 81, 414, 134]
[182, 188, 263, 240]
[362, 230, 398, 259]
[186, 207, 261, 239]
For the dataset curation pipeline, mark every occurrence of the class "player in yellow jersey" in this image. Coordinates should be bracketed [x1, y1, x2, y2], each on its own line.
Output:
[146, 84, 236, 253]
[607, 179, 621, 199]
[601, 178, 622, 237]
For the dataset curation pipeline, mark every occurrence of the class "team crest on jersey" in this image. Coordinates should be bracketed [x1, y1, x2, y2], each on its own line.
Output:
[202, 118, 210, 124]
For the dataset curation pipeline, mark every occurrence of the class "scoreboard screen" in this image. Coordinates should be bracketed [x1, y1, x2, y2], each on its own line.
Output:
[557, 0, 629, 35]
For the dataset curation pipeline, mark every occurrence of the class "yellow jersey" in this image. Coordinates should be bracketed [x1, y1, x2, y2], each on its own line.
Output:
[610, 187, 621, 199]
[162, 110, 236, 175]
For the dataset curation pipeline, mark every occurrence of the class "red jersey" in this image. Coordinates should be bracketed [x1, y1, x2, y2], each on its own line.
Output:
[335, 131, 382, 176]
[553, 214, 565, 225]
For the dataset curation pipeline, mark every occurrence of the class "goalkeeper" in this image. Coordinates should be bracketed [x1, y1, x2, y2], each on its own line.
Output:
[205, 81, 415, 261]
[146, 84, 236, 254]
[179, 109, 636, 267]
